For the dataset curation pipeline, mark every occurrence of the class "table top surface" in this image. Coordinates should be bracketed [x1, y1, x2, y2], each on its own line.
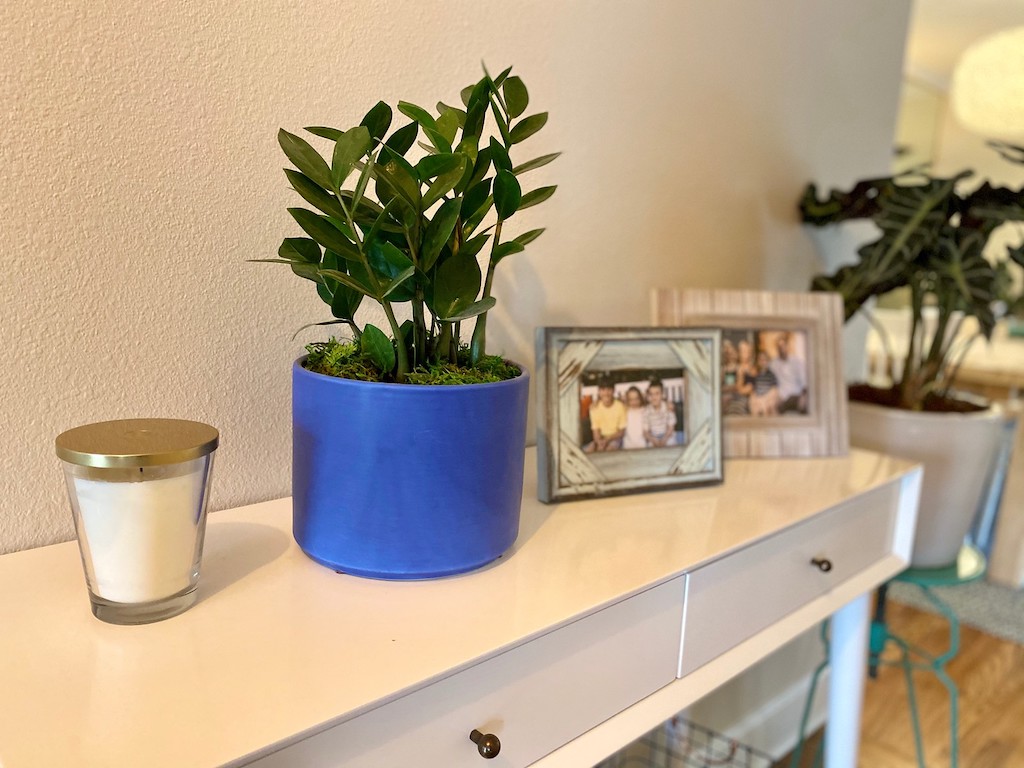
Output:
[0, 447, 918, 768]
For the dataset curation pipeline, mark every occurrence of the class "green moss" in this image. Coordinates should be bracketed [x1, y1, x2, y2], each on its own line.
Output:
[303, 338, 520, 385]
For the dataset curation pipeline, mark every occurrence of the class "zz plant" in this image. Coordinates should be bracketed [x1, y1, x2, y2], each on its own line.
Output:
[262, 65, 557, 383]
[800, 141, 1024, 410]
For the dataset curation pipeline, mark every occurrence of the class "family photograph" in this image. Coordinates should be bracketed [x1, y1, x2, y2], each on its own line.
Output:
[579, 370, 687, 453]
[721, 329, 809, 417]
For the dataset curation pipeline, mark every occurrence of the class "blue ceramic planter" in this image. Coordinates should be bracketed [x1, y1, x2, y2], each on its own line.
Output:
[292, 359, 529, 579]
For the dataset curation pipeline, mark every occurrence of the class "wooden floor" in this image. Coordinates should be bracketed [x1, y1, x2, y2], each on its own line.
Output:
[777, 601, 1024, 767]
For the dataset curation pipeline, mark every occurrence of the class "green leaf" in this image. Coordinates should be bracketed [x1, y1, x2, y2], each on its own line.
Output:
[360, 324, 396, 374]
[384, 122, 419, 156]
[360, 101, 393, 143]
[493, 170, 522, 219]
[468, 146, 493, 189]
[422, 198, 462, 271]
[509, 112, 548, 144]
[488, 99, 512, 146]
[416, 153, 463, 179]
[397, 101, 451, 153]
[278, 129, 333, 190]
[289, 208, 360, 261]
[305, 126, 342, 141]
[432, 251, 482, 319]
[513, 152, 561, 175]
[493, 66, 513, 86]
[423, 155, 468, 208]
[442, 296, 496, 322]
[437, 101, 467, 127]
[436, 108, 460, 146]
[331, 126, 372, 189]
[367, 238, 415, 301]
[464, 195, 494, 233]
[317, 248, 341, 302]
[460, 232, 491, 260]
[368, 237, 413, 272]
[290, 262, 321, 282]
[464, 78, 490, 138]
[462, 178, 492, 221]
[279, 237, 322, 264]
[376, 148, 422, 212]
[492, 241, 525, 262]
[397, 101, 440, 132]
[330, 279, 364, 320]
[290, 319, 349, 341]
[519, 185, 557, 210]
[513, 228, 545, 247]
[489, 137, 512, 172]
[319, 268, 377, 298]
[285, 169, 346, 220]
[1009, 242, 1024, 269]
[460, 84, 475, 107]
[503, 76, 529, 119]
[382, 265, 417, 298]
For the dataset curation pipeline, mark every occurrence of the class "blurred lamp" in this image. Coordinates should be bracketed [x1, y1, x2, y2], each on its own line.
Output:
[950, 26, 1024, 138]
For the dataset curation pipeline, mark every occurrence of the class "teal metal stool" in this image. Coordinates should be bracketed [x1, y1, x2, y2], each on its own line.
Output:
[790, 545, 987, 768]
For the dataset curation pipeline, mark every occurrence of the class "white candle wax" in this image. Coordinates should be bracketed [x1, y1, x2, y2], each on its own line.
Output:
[74, 468, 204, 604]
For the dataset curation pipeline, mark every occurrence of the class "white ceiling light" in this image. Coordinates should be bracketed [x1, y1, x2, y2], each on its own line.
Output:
[950, 25, 1024, 138]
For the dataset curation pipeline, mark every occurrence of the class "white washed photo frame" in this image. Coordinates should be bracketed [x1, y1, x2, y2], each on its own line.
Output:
[536, 327, 723, 502]
[652, 289, 848, 458]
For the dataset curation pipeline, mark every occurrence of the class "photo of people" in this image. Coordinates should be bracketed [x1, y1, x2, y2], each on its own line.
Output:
[721, 329, 809, 417]
[578, 369, 687, 452]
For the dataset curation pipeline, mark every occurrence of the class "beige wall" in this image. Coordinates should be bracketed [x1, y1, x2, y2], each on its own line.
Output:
[0, 1, 910, 554]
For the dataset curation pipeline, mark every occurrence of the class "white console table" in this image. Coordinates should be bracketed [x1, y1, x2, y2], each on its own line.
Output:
[0, 448, 920, 767]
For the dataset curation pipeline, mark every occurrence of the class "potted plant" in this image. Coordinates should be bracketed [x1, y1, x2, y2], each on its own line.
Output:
[800, 141, 1024, 567]
[259, 65, 557, 579]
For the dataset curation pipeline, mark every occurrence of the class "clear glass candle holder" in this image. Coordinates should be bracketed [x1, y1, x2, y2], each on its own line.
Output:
[56, 419, 218, 625]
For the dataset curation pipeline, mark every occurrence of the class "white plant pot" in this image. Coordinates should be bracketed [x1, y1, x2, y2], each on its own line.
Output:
[848, 400, 1005, 568]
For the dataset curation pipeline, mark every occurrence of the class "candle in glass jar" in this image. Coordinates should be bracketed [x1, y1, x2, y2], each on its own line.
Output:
[57, 418, 218, 624]
[73, 465, 205, 604]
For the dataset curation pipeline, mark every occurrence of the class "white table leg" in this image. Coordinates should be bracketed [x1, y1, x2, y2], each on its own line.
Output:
[825, 592, 870, 767]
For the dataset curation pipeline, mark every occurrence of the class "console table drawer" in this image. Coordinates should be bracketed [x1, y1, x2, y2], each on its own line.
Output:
[680, 483, 899, 676]
[249, 576, 684, 768]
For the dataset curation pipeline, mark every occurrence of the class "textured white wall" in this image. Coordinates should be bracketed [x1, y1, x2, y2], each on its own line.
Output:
[0, 0, 909, 554]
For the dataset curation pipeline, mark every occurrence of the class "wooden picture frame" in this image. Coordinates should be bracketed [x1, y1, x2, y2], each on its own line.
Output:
[652, 289, 848, 458]
[536, 327, 723, 502]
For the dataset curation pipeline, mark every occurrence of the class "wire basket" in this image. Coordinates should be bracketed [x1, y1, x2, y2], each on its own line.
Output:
[594, 717, 774, 768]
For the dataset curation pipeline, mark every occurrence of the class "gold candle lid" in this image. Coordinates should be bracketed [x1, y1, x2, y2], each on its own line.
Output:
[56, 419, 219, 468]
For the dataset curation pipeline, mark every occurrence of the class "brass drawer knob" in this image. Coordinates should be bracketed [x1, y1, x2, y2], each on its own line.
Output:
[811, 557, 833, 573]
[469, 729, 501, 758]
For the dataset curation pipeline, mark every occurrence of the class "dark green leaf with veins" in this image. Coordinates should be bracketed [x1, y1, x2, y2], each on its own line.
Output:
[492, 241, 524, 263]
[503, 76, 528, 118]
[432, 252, 482, 319]
[513, 152, 561, 175]
[360, 324, 396, 374]
[493, 170, 522, 220]
[509, 112, 548, 144]
[331, 127, 372, 189]
[384, 122, 419, 156]
[279, 129, 333, 190]
[519, 185, 557, 210]
[422, 197, 462, 272]
[289, 208, 361, 261]
[360, 101, 393, 143]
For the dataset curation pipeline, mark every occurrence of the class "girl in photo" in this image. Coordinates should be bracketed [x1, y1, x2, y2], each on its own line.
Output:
[622, 386, 648, 449]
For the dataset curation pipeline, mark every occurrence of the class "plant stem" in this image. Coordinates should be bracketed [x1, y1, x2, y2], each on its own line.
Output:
[470, 221, 503, 366]
[381, 301, 410, 382]
[899, 285, 923, 407]
[412, 287, 426, 369]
